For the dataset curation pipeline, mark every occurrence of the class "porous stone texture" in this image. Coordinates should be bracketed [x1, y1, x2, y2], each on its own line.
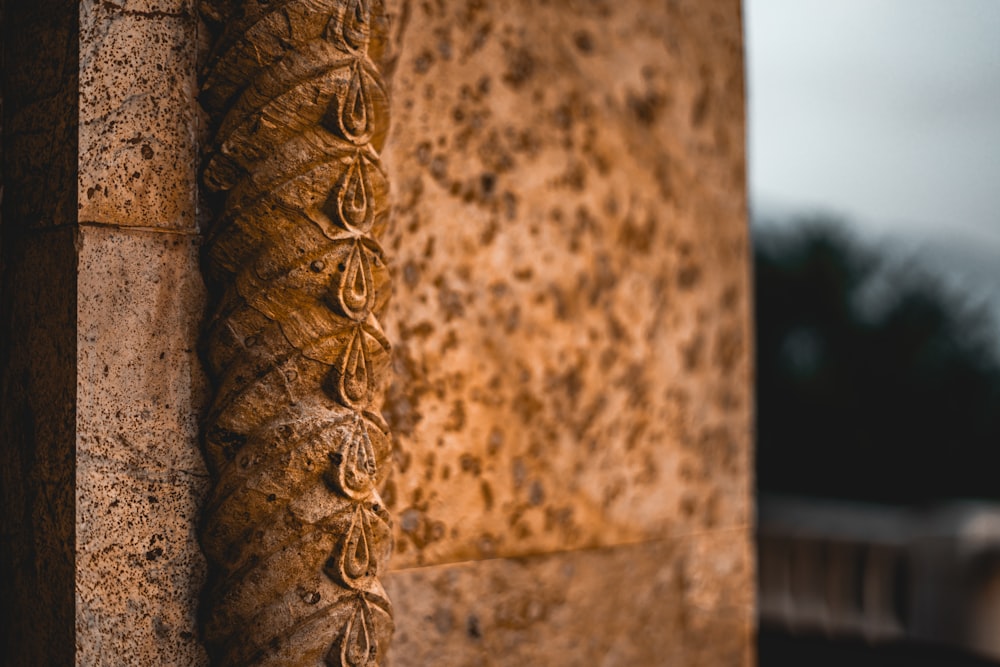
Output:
[78, 0, 199, 230]
[380, 0, 751, 568]
[76, 228, 209, 665]
[374, 0, 753, 661]
[73, 0, 208, 662]
[383, 530, 753, 666]
[1, 0, 208, 664]
[2, 0, 751, 663]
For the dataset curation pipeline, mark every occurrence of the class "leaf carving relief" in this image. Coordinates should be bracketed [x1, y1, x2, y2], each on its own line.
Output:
[197, 0, 395, 664]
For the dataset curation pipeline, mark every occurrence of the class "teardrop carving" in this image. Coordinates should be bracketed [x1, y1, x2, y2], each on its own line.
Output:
[318, 153, 381, 236]
[323, 503, 381, 588]
[342, 0, 370, 52]
[325, 325, 374, 408]
[327, 597, 378, 667]
[324, 415, 378, 500]
[341, 63, 372, 142]
[341, 155, 373, 231]
[198, 0, 395, 665]
[344, 511, 371, 580]
[339, 240, 374, 318]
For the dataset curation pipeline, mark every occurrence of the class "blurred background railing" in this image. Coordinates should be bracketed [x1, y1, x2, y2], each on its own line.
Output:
[752, 221, 1000, 664]
[744, 2, 1000, 662]
[759, 496, 1000, 664]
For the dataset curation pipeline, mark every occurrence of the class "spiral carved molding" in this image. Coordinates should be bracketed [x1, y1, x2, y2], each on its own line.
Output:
[197, 0, 395, 664]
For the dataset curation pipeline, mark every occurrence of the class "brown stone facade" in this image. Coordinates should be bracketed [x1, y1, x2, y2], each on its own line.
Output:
[0, 0, 752, 665]
[378, 2, 753, 662]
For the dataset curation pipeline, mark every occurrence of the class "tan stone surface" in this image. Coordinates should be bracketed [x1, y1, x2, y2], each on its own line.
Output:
[384, 529, 754, 666]
[78, 0, 199, 229]
[381, 0, 751, 568]
[68, 0, 207, 662]
[3, 0, 751, 662]
[76, 227, 210, 665]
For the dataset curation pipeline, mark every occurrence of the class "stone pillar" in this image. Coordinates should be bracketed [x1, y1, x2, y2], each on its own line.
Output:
[1, 0, 208, 664]
[0, 0, 751, 664]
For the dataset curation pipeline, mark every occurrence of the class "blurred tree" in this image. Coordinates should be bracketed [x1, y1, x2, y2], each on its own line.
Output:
[754, 218, 1000, 504]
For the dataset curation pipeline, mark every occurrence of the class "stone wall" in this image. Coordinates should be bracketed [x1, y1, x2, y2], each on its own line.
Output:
[379, 1, 753, 662]
[1, 0, 209, 663]
[0, 0, 752, 664]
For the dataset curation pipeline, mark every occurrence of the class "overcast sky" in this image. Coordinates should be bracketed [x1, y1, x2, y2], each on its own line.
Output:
[745, 0, 1000, 243]
[744, 0, 1000, 338]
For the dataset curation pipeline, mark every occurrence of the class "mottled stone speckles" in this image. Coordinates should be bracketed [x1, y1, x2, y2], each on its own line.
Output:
[79, 1, 199, 229]
[76, 229, 211, 666]
[379, 0, 750, 568]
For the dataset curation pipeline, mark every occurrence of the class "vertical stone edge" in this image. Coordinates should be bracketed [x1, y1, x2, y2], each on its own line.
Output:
[74, 228, 210, 666]
[734, 3, 758, 659]
[72, 0, 209, 663]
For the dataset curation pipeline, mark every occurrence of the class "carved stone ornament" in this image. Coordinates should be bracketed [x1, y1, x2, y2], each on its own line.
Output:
[197, 0, 395, 664]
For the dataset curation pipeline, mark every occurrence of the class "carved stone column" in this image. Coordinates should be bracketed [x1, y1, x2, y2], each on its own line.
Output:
[0, 0, 752, 665]
[197, 1, 396, 665]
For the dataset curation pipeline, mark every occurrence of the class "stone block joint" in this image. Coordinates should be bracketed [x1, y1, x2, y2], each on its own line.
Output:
[197, 0, 395, 664]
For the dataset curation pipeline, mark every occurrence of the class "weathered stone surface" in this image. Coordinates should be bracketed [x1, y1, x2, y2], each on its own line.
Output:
[78, 0, 199, 229]
[384, 530, 754, 666]
[380, 0, 751, 567]
[56, 1, 207, 662]
[2, 0, 751, 663]
[197, 1, 399, 664]
[76, 227, 209, 666]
